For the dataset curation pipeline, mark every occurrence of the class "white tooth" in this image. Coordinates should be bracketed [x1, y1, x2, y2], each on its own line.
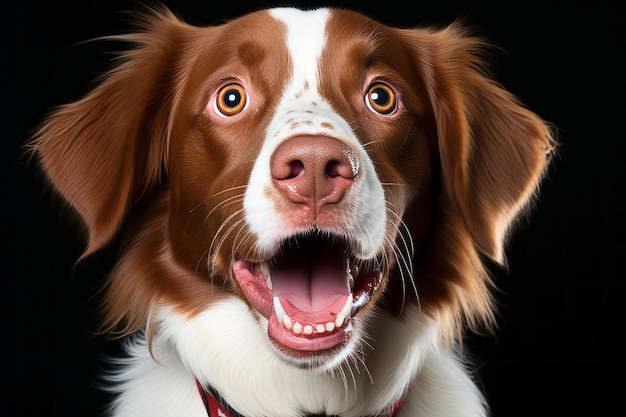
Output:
[335, 314, 345, 329]
[334, 294, 353, 329]
[261, 262, 272, 290]
[292, 322, 303, 334]
[273, 297, 285, 322]
[283, 315, 293, 330]
[325, 322, 335, 332]
[303, 325, 313, 335]
[340, 293, 353, 318]
[316, 324, 325, 333]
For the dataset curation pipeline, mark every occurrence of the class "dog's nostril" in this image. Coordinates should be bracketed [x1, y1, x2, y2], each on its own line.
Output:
[326, 158, 357, 179]
[287, 160, 305, 179]
[273, 159, 304, 181]
[325, 160, 341, 178]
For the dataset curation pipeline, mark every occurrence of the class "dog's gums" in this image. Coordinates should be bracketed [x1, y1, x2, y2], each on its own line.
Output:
[233, 234, 382, 354]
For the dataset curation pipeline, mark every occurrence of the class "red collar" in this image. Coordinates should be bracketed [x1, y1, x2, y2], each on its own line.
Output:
[196, 379, 406, 417]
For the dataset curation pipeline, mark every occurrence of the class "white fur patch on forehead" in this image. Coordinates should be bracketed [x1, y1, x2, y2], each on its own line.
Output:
[265, 7, 340, 141]
[269, 8, 329, 99]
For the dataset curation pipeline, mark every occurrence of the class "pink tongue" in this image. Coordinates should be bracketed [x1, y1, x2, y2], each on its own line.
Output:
[270, 240, 350, 318]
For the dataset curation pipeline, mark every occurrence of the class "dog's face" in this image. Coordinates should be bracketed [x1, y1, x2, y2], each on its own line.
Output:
[166, 8, 435, 367]
[32, 7, 553, 371]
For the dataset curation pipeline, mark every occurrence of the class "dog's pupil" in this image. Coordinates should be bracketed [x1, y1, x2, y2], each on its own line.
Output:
[224, 89, 241, 107]
[371, 88, 389, 106]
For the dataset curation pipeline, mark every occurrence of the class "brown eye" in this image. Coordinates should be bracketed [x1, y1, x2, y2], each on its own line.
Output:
[214, 83, 248, 116]
[365, 83, 397, 115]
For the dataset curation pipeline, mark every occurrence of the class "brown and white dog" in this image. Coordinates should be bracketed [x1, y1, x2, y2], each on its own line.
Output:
[31, 6, 554, 417]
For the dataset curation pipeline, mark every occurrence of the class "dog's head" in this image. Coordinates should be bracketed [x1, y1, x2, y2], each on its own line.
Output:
[31, 7, 554, 368]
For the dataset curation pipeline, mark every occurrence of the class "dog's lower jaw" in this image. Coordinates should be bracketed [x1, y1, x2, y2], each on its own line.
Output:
[263, 313, 365, 371]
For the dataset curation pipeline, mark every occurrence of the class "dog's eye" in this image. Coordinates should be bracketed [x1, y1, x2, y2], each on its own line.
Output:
[214, 83, 248, 116]
[365, 83, 397, 115]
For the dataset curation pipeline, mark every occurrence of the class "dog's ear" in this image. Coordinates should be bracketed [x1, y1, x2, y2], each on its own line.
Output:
[30, 9, 193, 256]
[402, 26, 555, 263]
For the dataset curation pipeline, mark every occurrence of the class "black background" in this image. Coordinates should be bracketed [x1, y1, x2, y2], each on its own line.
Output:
[8, 0, 625, 416]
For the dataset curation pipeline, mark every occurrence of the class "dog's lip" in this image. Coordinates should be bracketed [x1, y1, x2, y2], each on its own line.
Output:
[232, 236, 382, 353]
[267, 309, 351, 352]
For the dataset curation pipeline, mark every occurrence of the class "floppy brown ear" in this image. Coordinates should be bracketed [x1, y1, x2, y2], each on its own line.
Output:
[402, 26, 555, 263]
[30, 10, 189, 255]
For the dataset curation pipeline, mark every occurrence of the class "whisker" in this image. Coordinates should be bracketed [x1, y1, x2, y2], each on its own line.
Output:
[359, 140, 379, 149]
[190, 192, 246, 280]
[354, 349, 374, 385]
[345, 360, 358, 402]
[194, 246, 211, 282]
[202, 194, 244, 226]
[385, 206, 419, 313]
[207, 209, 245, 273]
[211, 218, 246, 273]
[237, 230, 258, 262]
[213, 220, 247, 290]
[188, 184, 248, 213]
[335, 364, 349, 402]
[386, 208, 415, 265]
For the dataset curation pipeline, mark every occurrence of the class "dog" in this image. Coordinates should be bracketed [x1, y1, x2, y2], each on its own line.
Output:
[31, 6, 555, 417]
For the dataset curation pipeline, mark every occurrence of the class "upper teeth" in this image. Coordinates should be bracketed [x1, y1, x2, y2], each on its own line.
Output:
[334, 293, 353, 328]
[273, 294, 353, 335]
[260, 262, 272, 290]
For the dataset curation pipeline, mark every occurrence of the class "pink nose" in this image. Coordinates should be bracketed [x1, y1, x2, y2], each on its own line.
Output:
[270, 136, 358, 215]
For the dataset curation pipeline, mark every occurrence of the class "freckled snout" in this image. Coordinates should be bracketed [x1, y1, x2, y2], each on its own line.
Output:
[270, 135, 359, 216]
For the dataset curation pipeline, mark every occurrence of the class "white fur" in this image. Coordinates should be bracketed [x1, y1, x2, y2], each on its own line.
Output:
[106, 300, 485, 417]
[104, 336, 206, 417]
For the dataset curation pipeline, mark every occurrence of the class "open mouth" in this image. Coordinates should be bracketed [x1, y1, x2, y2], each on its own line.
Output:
[232, 232, 382, 356]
